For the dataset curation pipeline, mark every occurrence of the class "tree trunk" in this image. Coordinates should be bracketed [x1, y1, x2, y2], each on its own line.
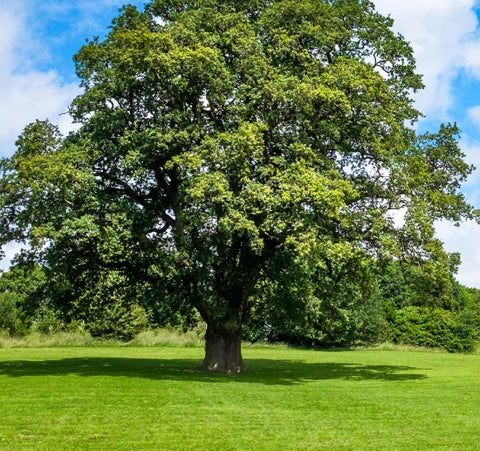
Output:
[200, 325, 247, 373]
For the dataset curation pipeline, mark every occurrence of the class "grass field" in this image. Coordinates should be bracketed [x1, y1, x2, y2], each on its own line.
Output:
[0, 345, 479, 450]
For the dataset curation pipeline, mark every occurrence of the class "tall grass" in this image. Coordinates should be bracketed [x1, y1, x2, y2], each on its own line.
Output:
[0, 331, 96, 348]
[129, 328, 204, 347]
[0, 328, 205, 349]
[0, 328, 478, 353]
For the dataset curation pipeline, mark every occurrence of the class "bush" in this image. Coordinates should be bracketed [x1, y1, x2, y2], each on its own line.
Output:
[86, 303, 148, 341]
[31, 307, 63, 334]
[386, 306, 476, 353]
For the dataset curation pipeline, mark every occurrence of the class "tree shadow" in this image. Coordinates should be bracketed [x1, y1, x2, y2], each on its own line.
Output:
[0, 357, 427, 385]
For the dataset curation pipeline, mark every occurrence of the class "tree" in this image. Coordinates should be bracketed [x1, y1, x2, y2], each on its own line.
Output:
[0, 258, 49, 335]
[0, 0, 476, 372]
[374, 256, 479, 352]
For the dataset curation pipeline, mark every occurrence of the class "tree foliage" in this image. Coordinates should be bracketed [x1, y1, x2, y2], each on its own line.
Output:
[0, 260, 48, 335]
[0, 0, 477, 370]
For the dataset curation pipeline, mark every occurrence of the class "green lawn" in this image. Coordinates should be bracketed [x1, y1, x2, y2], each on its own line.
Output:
[0, 346, 479, 450]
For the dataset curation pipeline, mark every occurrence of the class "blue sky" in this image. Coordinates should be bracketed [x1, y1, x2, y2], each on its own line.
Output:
[1, 0, 480, 287]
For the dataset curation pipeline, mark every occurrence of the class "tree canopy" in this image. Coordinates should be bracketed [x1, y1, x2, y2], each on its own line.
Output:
[0, 0, 476, 372]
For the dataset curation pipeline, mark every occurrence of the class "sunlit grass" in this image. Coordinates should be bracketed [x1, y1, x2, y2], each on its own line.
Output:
[0, 331, 98, 348]
[0, 346, 479, 449]
[129, 328, 205, 347]
[0, 329, 205, 348]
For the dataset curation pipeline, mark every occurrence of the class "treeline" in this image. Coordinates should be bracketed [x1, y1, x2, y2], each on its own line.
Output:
[1, 256, 479, 352]
[244, 259, 480, 352]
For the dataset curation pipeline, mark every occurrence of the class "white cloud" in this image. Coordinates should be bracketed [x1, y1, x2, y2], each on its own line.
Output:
[0, 2, 80, 157]
[0, 71, 80, 154]
[461, 141, 480, 185]
[462, 39, 480, 77]
[373, 0, 479, 120]
[0, 242, 23, 272]
[467, 105, 480, 127]
[435, 220, 480, 287]
[434, 138, 480, 289]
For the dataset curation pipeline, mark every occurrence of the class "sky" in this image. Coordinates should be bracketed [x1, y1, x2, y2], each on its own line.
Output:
[1, 0, 480, 287]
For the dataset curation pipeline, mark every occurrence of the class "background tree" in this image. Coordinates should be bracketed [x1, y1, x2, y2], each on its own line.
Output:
[0, 259, 47, 336]
[0, 0, 476, 372]
[377, 256, 479, 352]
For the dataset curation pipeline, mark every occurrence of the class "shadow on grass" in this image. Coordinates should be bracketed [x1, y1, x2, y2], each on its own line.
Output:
[0, 357, 427, 385]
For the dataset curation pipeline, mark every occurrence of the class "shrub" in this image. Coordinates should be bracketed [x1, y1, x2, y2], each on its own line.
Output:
[31, 307, 63, 334]
[386, 306, 476, 353]
[86, 303, 148, 341]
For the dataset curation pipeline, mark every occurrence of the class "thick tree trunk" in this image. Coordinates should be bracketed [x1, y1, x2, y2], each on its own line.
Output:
[200, 325, 247, 373]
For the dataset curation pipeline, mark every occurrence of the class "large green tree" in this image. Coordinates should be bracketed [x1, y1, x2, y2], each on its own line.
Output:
[0, 0, 476, 372]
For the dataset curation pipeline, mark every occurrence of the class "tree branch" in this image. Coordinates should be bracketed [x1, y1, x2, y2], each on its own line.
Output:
[98, 171, 149, 207]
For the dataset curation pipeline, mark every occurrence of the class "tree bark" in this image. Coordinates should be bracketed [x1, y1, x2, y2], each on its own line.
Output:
[200, 325, 246, 373]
